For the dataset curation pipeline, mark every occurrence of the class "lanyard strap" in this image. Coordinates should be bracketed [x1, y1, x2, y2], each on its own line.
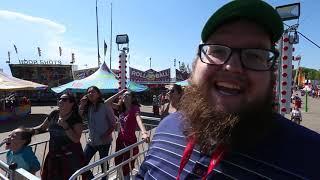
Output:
[176, 138, 227, 180]
[202, 144, 227, 180]
[176, 137, 196, 180]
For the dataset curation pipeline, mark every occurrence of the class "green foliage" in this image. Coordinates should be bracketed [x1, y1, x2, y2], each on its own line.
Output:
[300, 67, 320, 80]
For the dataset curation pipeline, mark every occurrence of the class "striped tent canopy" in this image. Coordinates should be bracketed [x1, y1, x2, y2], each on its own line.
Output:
[0, 71, 47, 91]
[51, 62, 148, 93]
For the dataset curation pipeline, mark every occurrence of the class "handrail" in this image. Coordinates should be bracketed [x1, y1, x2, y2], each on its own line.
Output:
[0, 160, 11, 180]
[140, 115, 161, 121]
[69, 139, 147, 180]
[14, 168, 40, 180]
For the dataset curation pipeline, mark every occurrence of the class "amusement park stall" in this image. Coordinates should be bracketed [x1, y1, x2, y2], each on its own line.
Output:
[0, 71, 47, 122]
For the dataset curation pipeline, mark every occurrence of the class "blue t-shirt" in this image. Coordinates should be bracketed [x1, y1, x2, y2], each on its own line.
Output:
[137, 112, 320, 179]
[6, 146, 40, 173]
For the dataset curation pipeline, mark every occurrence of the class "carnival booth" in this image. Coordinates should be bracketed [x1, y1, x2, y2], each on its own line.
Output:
[0, 71, 47, 122]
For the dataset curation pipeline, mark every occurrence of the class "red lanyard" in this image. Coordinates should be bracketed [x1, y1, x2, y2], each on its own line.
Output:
[176, 138, 227, 180]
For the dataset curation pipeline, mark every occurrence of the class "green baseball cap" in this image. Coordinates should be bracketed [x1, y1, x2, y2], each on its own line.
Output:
[201, 0, 284, 43]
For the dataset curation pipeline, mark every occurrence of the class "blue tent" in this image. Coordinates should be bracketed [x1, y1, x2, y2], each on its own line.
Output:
[51, 62, 148, 93]
[175, 79, 190, 86]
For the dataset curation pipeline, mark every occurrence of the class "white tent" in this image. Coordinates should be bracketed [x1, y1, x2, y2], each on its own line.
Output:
[0, 71, 47, 91]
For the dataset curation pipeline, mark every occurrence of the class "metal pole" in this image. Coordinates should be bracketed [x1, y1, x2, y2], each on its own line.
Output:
[278, 35, 284, 114]
[149, 57, 151, 69]
[95, 0, 101, 67]
[109, 2, 113, 69]
[305, 89, 308, 112]
[294, 59, 300, 86]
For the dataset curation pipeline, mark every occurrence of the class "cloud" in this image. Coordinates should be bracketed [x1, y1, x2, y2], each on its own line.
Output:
[0, 10, 65, 33]
[0, 10, 160, 75]
[0, 10, 99, 73]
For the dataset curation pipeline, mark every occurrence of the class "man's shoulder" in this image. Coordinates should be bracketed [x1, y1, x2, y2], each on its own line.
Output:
[251, 115, 320, 178]
[276, 114, 320, 144]
[156, 111, 185, 134]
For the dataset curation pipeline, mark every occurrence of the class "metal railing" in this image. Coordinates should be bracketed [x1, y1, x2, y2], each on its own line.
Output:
[69, 139, 148, 180]
[69, 121, 159, 180]
[0, 160, 11, 180]
[0, 140, 48, 180]
[0, 160, 40, 180]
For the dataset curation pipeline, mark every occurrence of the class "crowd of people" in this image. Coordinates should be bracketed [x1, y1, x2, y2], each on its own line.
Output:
[2, 0, 320, 179]
[1, 85, 152, 180]
[291, 93, 302, 124]
[0, 93, 31, 112]
[151, 84, 184, 119]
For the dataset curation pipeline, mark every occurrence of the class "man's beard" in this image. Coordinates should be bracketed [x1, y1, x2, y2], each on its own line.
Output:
[180, 83, 275, 153]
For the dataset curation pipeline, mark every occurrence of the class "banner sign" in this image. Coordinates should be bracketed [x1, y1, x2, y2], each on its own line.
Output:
[18, 59, 62, 65]
[73, 68, 98, 80]
[9, 64, 73, 87]
[176, 69, 190, 81]
[129, 67, 170, 83]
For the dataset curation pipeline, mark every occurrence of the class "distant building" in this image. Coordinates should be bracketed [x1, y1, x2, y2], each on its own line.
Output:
[10, 64, 73, 87]
[73, 67, 120, 80]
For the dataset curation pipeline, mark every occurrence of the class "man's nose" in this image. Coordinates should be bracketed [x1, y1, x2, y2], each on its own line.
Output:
[223, 51, 244, 73]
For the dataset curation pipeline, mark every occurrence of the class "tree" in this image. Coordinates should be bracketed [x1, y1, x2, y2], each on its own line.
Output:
[300, 67, 320, 80]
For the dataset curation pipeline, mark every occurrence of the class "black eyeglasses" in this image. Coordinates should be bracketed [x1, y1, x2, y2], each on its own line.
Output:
[198, 44, 279, 71]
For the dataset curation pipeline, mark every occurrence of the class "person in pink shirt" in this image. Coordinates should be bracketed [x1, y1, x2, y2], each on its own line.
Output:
[106, 90, 149, 179]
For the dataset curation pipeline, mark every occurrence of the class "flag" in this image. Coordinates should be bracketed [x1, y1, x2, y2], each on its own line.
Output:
[7, 51, 11, 63]
[71, 53, 75, 63]
[37, 47, 41, 57]
[13, 44, 18, 54]
[104, 40, 107, 56]
[59, 46, 62, 56]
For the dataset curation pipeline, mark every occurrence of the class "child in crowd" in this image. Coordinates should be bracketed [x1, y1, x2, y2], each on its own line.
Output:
[2, 127, 40, 174]
[291, 106, 302, 124]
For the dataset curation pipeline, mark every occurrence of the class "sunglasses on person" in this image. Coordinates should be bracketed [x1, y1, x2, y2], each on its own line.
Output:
[58, 97, 70, 102]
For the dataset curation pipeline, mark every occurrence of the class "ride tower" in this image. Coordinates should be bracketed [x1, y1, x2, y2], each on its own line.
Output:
[116, 34, 129, 91]
[275, 3, 300, 115]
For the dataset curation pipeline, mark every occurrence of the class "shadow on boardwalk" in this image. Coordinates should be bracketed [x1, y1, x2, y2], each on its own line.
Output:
[0, 114, 47, 133]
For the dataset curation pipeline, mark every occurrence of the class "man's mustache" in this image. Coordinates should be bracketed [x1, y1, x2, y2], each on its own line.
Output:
[193, 71, 249, 89]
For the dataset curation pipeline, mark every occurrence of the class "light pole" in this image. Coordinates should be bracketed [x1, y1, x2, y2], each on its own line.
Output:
[116, 34, 129, 91]
[276, 3, 300, 115]
[95, 0, 101, 67]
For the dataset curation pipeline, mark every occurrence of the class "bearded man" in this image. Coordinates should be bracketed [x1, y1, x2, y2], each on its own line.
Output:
[137, 0, 320, 179]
